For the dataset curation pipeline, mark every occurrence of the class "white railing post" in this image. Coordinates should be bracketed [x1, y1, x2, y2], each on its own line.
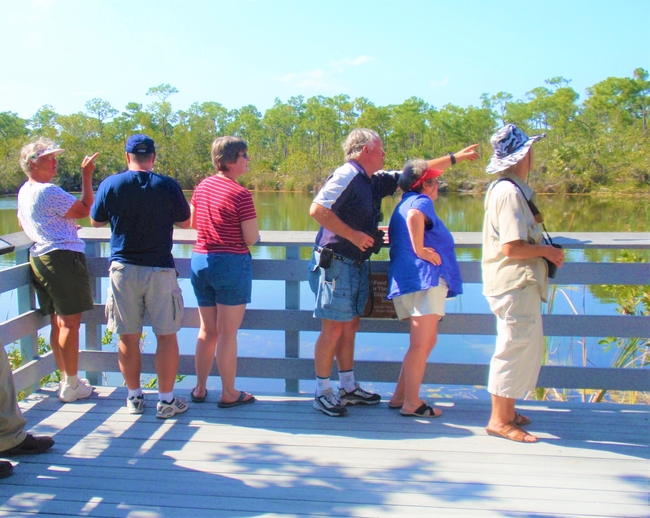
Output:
[84, 241, 104, 386]
[15, 248, 39, 394]
[284, 244, 301, 392]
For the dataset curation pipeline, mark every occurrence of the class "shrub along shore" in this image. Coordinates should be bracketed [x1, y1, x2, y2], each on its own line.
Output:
[1, 69, 648, 195]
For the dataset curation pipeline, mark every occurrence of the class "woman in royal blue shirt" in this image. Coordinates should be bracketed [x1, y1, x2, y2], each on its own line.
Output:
[387, 159, 463, 417]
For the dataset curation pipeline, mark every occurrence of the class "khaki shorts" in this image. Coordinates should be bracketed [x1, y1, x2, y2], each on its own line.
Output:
[486, 285, 544, 399]
[30, 250, 94, 316]
[392, 277, 448, 321]
[106, 262, 184, 336]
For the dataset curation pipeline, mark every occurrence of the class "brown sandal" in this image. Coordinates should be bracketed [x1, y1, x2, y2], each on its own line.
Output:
[486, 424, 537, 443]
[513, 412, 531, 427]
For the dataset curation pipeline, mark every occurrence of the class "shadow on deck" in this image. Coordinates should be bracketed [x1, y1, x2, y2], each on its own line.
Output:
[1, 387, 648, 517]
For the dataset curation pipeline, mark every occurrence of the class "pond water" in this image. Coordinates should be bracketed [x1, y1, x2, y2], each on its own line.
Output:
[1, 191, 647, 398]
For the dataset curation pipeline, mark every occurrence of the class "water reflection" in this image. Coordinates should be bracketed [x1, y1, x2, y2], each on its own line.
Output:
[1, 192, 647, 393]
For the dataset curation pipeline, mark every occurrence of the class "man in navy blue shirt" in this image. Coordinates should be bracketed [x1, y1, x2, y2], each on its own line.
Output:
[91, 135, 191, 419]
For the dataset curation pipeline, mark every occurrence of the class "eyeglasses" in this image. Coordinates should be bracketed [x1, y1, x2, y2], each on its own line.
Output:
[425, 179, 439, 186]
[239, 152, 249, 159]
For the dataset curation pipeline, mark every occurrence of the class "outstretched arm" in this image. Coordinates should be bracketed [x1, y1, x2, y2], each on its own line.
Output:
[426, 144, 479, 170]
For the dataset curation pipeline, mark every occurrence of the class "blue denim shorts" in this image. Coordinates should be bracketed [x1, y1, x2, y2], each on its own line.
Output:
[191, 252, 252, 307]
[308, 249, 369, 322]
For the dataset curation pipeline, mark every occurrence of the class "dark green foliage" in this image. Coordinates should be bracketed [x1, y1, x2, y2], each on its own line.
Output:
[1, 69, 648, 194]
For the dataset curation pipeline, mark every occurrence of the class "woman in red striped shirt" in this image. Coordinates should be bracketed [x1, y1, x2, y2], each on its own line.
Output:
[190, 136, 260, 408]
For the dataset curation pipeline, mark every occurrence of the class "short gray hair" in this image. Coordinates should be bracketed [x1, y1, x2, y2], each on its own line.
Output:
[211, 136, 247, 172]
[19, 137, 57, 174]
[343, 128, 380, 160]
[398, 159, 428, 193]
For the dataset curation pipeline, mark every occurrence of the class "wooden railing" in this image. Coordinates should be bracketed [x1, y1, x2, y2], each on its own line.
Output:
[1, 229, 649, 395]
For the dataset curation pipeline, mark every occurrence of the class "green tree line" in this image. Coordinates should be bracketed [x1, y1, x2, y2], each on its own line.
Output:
[1, 69, 648, 195]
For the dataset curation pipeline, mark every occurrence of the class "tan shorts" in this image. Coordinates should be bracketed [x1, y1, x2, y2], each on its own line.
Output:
[392, 277, 448, 321]
[30, 250, 94, 316]
[106, 262, 184, 336]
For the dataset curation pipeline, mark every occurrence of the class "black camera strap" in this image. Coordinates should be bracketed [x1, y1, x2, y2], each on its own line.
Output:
[493, 178, 555, 246]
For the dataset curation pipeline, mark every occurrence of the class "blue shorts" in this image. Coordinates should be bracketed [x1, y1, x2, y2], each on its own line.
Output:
[308, 249, 369, 322]
[191, 252, 252, 307]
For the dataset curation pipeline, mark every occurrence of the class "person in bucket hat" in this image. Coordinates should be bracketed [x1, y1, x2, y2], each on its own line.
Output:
[481, 124, 564, 443]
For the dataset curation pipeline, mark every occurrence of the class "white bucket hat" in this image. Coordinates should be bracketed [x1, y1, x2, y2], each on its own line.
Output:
[486, 124, 545, 175]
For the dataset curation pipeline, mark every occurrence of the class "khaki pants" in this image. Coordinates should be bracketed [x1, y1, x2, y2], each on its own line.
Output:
[0, 344, 27, 453]
[487, 285, 544, 399]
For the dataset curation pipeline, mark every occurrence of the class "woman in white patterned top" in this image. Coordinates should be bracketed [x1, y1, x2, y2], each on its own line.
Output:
[17, 137, 99, 403]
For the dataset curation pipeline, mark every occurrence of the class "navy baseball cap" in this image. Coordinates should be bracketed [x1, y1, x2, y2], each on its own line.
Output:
[125, 134, 156, 154]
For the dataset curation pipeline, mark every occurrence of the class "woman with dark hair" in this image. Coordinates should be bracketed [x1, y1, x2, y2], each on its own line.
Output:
[386, 155, 472, 417]
[190, 136, 260, 408]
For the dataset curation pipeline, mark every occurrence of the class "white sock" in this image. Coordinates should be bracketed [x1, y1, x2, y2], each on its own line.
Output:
[128, 388, 143, 399]
[60, 372, 67, 384]
[339, 370, 356, 392]
[159, 391, 173, 403]
[316, 377, 331, 396]
[66, 375, 78, 389]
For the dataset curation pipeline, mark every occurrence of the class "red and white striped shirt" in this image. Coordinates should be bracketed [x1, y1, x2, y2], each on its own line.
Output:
[191, 175, 257, 255]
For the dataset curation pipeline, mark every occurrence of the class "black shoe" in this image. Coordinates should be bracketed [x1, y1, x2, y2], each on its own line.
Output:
[338, 383, 381, 405]
[0, 461, 13, 478]
[313, 389, 348, 417]
[2, 434, 54, 456]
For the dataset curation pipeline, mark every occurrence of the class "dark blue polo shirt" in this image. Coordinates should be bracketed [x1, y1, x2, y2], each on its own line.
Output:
[91, 170, 190, 268]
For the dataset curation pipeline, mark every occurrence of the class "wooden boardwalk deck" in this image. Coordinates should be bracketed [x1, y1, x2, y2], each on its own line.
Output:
[1, 387, 648, 517]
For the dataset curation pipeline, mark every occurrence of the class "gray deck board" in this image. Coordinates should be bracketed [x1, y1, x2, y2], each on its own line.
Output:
[1, 387, 648, 517]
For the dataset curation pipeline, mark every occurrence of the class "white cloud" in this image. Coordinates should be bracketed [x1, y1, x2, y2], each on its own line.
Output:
[429, 77, 450, 88]
[279, 55, 373, 90]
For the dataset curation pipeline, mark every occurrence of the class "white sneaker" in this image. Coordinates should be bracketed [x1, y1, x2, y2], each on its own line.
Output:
[156, 397, 189, 419]
[126, 394, 146, 414]
[59, 379, 93, 402]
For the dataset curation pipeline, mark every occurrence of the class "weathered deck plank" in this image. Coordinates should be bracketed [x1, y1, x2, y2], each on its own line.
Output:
[0, 387, 647, 517]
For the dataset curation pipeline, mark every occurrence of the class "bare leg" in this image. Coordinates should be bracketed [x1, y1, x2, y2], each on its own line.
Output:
[214, 304, 248, 403]
[488, 394, 537, 443]
[49, 315, 65, 375]
[391, 314, 440, 412]
[54, 313, 82, 377]
[193, 306, 218, 399]
[118, 333, 142, 391]
[333, 317, 360, 373]
[315, 318, 358, 378]
[155, 333, 180, 394]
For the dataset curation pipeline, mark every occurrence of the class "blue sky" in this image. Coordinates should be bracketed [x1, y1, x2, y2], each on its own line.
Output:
[1, 0, 648, 120]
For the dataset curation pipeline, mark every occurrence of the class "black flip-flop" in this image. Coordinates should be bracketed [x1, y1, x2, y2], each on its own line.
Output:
[400, 403, 442, 418]
[217, 391, 256, 408]
[191, 388, 207, 403]
[387, 402, 402, 410]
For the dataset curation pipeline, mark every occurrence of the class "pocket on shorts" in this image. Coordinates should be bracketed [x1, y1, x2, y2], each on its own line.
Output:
[171, 286, 184, 324]
[320, 260, 350, 308]
[105, 290, 117, 332]
[505, 315, 535, 346]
